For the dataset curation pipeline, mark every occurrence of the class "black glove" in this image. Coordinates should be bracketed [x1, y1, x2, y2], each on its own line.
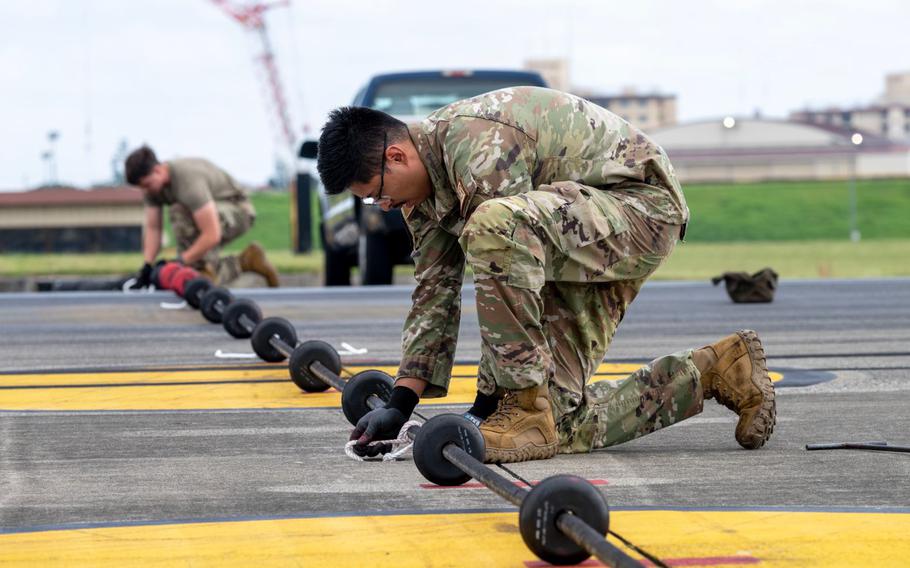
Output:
[349, 386, 419, 457]
[130, 263, 153, 289]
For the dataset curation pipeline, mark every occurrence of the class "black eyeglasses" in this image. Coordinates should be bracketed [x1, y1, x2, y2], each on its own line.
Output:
[362, 132, 388, 206]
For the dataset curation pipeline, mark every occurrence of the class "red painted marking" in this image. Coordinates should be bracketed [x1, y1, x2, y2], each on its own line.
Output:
[420, 479, 608, 490]
[524, 555, 760, 567]
[524, 560, 602, 567]
[642, 557, 761, 567]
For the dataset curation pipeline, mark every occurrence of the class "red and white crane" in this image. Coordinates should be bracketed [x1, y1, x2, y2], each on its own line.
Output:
[210, 0, 296, 152]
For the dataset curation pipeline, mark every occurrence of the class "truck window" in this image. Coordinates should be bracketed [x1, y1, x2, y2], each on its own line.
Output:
[368, 78, 541, 116]
[350, 86, 367, 106]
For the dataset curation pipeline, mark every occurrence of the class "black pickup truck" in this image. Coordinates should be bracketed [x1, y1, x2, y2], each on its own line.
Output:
[300, 69, 548, 286]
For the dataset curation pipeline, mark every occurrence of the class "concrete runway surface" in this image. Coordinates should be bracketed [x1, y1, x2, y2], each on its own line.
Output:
[1, 278, 908, 566]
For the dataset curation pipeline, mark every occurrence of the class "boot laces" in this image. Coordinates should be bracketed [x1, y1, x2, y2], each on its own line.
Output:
[708, 335, 758, 413]
[485, 391, 522, 428]
[714, 383, 742, 414]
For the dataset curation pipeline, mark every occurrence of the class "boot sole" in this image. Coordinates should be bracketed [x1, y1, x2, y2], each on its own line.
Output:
[484, 442, 558, 464]
[736, 330, 776, 449]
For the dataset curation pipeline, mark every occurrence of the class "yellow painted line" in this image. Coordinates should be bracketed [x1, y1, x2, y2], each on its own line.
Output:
[0, 363, 644, 387]
[0, 368, 289, 387]
[0, 364, 782, 411]
[0, 509, 907, 567]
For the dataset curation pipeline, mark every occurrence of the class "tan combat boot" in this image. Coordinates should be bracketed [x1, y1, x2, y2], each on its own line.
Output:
[694, 330, 776, 449]
[239, 242, 280, 287]
[198, 262, 218, 283]
[480, 385, 558, 463]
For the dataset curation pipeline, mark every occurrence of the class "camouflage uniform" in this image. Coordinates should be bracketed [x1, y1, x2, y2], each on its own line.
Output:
[145, 158, 256, 283]
[397, 87, 698, 452]
[169, 201, 252, 283]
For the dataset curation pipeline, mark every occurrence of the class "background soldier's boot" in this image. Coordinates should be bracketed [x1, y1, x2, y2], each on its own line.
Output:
[239, 242, 280, 287]
[694, 329, 776, 449]
[199, 262, 217, 283]
[480, 385, 558, 463]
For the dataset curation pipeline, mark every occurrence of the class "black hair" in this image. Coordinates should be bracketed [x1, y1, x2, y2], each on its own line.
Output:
[125, 145, 159, 185]
[316, 107, 408, 195]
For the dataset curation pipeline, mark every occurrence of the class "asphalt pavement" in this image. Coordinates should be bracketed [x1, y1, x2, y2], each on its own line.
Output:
[1, 278, 908, 565]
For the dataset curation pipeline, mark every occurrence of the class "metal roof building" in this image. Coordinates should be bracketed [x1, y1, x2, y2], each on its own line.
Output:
[649, 118, 910, 183]
[0, 186, 144, 253]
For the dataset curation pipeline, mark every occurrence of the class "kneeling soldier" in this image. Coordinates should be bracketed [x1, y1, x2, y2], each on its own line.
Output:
[317, 87, 775, 462]
[125, 145, 280, 288]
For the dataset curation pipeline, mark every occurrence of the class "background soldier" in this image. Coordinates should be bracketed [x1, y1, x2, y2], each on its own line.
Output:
[317, 87, 776, 463]
[125, 145, 280, 288]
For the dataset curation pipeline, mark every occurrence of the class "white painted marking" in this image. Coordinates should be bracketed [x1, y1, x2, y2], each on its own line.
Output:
[160, 300, 187, 309]
[260, 486, 320, 493]
[338, 342, 368, 355]
[214, 349, 258, 359]
[122, 280, 157, 293]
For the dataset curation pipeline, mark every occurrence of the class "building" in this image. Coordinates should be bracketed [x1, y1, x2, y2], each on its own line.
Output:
[790, 71, 910, 142]
[578, 87, 678, 132]
[523, 58, 570, 92]
[524, 58, 677, 131]
[649, 117, 910, 183]
[0, 186, 144, 253]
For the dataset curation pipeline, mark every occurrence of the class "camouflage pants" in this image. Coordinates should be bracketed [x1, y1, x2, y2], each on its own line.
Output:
[460, 181, 700, 452]
[557, 350, 703, 453]
[170, 201, 254, 284]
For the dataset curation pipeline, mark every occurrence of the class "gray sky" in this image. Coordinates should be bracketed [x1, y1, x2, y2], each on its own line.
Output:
[1, 0, 908, 190]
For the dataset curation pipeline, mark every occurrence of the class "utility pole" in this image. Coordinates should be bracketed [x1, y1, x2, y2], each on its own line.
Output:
[849, 133, 863, 242]
[44, 130, 60, 186]
[111, 138, 129, 184]
[41, 151, 52, 186]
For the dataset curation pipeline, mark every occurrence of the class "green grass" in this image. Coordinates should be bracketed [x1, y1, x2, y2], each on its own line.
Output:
[172, 179, 910, 249]
[224, 190, 293, 252]
[0, 253, 152, 277]
[3, 240, 908, 280]
[0, 251, 325, 277]
[160, 190, 293, 252]
[683, 178, 910, 241]
[2, 179, 909, 280]
[653, 240, 910, 280]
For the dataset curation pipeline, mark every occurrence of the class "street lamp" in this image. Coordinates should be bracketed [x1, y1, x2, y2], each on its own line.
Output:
[45, 130, 60, 185]
[849, 133, 863, 242]
[41, 151, 53, 185]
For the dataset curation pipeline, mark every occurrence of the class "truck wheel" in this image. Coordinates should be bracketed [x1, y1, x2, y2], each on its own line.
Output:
[324, 247, 352, 286]
[361, 232, 394, 285]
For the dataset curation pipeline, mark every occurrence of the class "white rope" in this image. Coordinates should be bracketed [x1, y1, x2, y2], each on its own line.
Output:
[121, 279, 156, 294]
[344, 420, 421, 462]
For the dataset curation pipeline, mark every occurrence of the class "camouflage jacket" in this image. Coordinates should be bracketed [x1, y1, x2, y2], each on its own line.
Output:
[397, 86, 688, 396]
